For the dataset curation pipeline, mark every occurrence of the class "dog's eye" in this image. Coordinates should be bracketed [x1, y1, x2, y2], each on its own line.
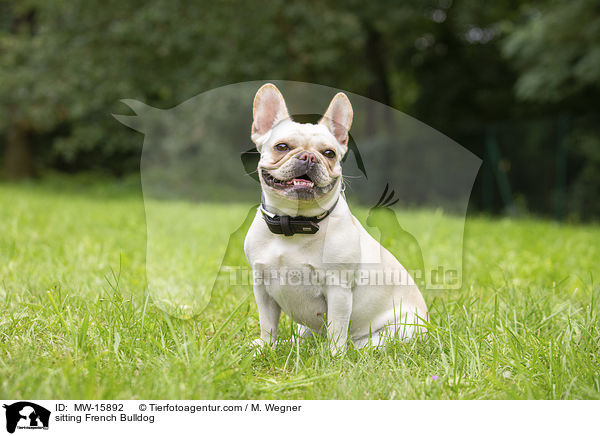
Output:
[274, 143, 290, 152]
[322, 149, 336, 159]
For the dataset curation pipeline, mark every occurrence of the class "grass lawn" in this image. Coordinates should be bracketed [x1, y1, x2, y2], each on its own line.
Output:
[0, 177, 599, 399]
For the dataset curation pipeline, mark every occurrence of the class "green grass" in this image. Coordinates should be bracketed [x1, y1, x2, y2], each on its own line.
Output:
[1, 177, 599, 399]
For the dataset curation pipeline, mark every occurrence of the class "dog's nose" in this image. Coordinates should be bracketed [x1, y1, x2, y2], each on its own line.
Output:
[296, 151, 318, 164]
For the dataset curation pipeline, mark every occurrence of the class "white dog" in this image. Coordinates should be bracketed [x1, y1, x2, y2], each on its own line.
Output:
[244, 84, 427, 354]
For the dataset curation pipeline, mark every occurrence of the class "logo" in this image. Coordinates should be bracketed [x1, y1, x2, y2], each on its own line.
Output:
[3, 402, 50, 433]
[113, 80, 481, 318]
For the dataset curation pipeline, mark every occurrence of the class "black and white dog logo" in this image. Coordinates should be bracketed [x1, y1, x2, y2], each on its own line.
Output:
[3, 402, 50, 433]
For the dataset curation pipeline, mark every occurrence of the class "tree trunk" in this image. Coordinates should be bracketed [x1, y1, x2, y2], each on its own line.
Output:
[3, 8, 37, 180]
[363, 21, 393, 136]
[3, 121, 33, 180]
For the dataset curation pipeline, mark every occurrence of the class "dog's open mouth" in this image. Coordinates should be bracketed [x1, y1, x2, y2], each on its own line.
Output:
[262, 169, 314, 189]
[261, 168, 338, 200]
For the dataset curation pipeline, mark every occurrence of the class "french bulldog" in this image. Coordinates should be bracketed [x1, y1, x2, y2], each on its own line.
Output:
[244, 83, 427, 355]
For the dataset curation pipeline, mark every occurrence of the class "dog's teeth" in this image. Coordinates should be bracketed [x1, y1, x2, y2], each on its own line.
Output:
[292, 179, 314, 187]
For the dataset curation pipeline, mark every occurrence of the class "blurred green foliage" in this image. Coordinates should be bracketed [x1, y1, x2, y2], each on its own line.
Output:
[0, 0, 599, 218]
[503, 0, 600, 103]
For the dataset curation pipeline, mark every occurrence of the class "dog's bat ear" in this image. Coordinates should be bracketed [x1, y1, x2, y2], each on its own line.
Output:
[319, 92, 353, 154]
[251, 83, 290, 148]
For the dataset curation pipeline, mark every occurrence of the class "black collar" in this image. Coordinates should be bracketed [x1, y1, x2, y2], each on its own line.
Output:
[260, 196, 340, 236]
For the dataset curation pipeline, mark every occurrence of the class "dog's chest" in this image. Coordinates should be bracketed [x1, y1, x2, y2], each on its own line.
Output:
[265, 276, 328, 330]
[249, 234, 330, 328]
[245, 207, 363, 330]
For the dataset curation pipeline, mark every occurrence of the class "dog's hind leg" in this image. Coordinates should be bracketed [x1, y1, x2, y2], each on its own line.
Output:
[352, 312, 421, 349]
[351, 326, 398, 349]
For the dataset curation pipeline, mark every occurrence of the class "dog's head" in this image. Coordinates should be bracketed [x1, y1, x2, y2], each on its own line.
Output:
[251, 84, 353, 213]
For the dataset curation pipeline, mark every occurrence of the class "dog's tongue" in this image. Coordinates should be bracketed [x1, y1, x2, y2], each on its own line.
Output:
[288, 178, 314, 188]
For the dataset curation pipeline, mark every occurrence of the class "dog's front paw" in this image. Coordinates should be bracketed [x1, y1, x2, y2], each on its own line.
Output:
[251, 338, 267, 356]
[329, 341, 347, 357]
[251, 338, 276, 355]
